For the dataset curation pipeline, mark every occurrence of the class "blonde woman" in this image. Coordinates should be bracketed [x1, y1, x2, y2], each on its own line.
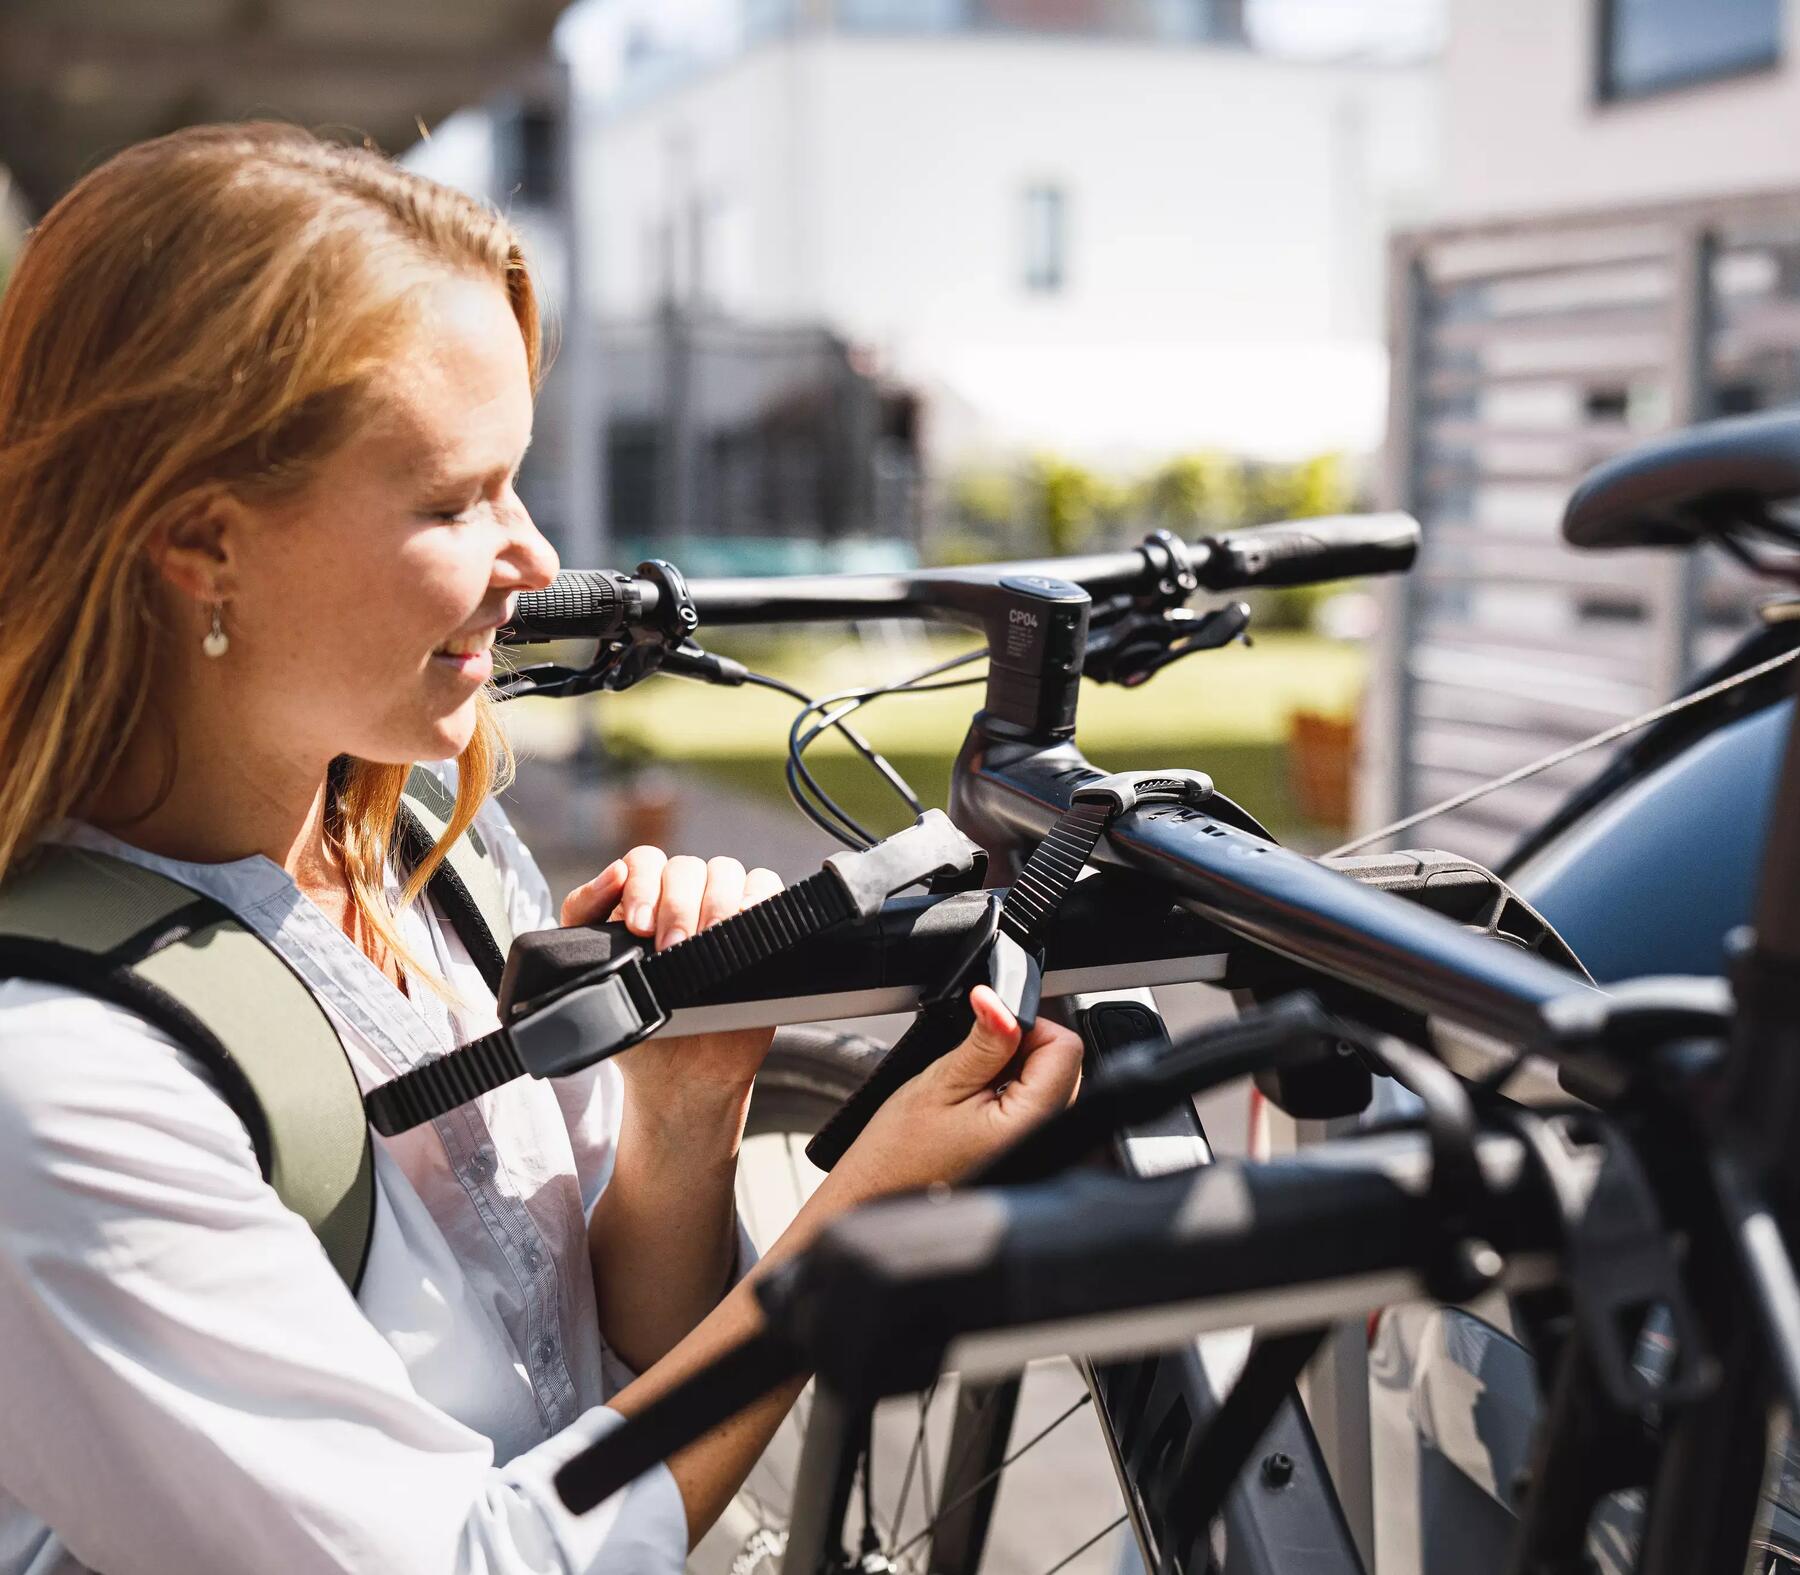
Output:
[0, 125, 1082, 1574]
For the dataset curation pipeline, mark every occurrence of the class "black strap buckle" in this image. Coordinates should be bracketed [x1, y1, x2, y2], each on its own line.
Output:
[505, 945, 668, 1079]
[925, 893, 1043, 1029]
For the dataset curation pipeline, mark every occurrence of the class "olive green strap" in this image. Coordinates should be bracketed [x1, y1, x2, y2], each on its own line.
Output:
[400, 768, 515, 990]
[0, 847, 375, 1292]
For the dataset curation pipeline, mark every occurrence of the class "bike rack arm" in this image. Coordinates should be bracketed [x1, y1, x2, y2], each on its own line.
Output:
[552, 1121, 1569, 1517]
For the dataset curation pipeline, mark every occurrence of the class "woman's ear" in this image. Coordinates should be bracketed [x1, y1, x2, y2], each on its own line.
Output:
[145, 491, 253, 603]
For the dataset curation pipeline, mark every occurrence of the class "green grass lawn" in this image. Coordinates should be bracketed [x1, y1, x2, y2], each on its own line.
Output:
[507, 631, 1365, 840]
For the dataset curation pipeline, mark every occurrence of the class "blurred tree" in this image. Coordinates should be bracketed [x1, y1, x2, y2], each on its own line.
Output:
[1243, 451, 1351, 524]
[950, 467, 1018, 532]
[1024, 453, 1127, 555]
[1139, 450, 1248, 530]
[939, 450, 1358, 602]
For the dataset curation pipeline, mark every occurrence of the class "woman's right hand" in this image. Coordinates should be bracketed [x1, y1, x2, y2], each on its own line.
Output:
[616, 986, 1082, 1543]
[830, 985, 1085, 1201]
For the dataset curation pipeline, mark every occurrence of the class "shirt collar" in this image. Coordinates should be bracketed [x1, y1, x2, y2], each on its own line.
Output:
[47, 819, 298, 911]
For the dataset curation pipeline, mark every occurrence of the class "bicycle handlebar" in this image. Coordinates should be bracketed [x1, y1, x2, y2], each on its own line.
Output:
[500, 512, 1419, 643]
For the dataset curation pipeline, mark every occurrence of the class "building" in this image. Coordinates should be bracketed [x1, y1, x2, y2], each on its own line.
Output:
[410, 0, 1439, 563]
[1365, 0, 1800, 867]
[577, 0, 1437, 465]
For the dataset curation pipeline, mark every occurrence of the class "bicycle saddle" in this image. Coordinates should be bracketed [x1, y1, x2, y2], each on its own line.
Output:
[1563, 408, 1800, 550]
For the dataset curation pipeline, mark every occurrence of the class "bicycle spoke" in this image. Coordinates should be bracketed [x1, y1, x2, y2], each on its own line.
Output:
[888, 1377, 939, 1550]
[887, 1390, 1094, 1561]
[859, 1415, 880, 1551]
[1036, 1513, 1128, 1575]
[736, 1480, 781, 1531]
[915, 1389, 939, 1532]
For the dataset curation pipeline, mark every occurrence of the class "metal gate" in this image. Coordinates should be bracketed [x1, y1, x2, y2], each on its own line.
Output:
[1363, 189, 1800, 867]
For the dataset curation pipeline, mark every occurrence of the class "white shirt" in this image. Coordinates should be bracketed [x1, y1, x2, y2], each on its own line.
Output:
[0, 780, 692, 1574]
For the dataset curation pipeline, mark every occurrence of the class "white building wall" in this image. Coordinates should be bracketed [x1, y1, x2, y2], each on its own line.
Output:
[1441, 0, 1800, 222]
[586, 33, 1438, 460]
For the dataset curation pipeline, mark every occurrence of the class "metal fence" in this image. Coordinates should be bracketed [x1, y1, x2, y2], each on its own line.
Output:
[1362, 187, 1800, 869]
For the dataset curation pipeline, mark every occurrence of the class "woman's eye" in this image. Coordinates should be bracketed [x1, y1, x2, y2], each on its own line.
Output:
[429, 501, 479, 524]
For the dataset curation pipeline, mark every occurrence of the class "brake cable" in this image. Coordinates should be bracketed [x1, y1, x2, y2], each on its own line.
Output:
[1329, 641, 1800, 858]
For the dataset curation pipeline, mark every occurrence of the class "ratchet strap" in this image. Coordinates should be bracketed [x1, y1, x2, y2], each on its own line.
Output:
[804, 771, 1213, 1171]
[365, 811, 979, 1136]
[996, 799, 1114, 950]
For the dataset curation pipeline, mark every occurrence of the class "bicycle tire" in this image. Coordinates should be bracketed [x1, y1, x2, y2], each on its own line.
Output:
[696, 1026, 1128, 1575]
[746, 1026, 891, 1141]
[694, 1026, 884, 1575]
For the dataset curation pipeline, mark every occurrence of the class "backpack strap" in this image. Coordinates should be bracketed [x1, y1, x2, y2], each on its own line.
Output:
[397, 767, 515, 993]
[0, 846, 375, 1293]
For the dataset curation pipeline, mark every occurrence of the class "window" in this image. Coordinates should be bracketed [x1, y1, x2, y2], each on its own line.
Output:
[1599, 0, 1782, 100]
[835, 0, 969, 32]
[497, 103, 558, 206]
[1022, 183, 1067, 294]
[744, 0, 799, 40]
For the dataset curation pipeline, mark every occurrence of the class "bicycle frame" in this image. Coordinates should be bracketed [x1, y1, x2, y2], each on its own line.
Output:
[524, 483, 1800, 1571]
[734, 572, 1596, 1574]
[756, 659, 1800, 1574]
[508, 530, 1620, 1574]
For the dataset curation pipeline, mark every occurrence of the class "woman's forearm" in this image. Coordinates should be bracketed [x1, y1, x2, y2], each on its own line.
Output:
[588, 1083, 751, 1373]
[608, 1160, 875, 1546]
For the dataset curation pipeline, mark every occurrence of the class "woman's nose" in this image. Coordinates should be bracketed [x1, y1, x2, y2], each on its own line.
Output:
[500, 500, 560, 591]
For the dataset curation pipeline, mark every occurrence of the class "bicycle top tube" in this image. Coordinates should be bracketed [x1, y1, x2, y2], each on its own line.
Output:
[950, 728, 1601, 1064]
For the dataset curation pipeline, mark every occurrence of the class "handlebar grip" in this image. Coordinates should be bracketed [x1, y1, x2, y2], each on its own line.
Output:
[1197, 512, 1419, 591]
[501, 570, 654, 643]
[804, 997, 976, 1171]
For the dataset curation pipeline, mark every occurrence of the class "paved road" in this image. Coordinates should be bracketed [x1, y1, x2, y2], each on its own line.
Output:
[498, 746, 1246, 1575]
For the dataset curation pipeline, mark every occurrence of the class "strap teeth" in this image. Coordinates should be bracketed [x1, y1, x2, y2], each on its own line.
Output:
[646, 871, 853, 1000]
[365, 1030, 526, 1136]
[1000, 800, 1113, 949]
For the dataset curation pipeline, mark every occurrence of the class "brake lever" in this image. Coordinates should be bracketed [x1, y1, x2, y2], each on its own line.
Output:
[1083, 600, 1252, 687]
[491, 558, 707, 701]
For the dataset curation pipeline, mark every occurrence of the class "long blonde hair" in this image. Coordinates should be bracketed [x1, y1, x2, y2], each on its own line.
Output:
[0, 123, 542, 973]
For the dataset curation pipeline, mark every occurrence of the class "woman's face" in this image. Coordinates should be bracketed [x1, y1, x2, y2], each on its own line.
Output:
[224, 273, 557, 767]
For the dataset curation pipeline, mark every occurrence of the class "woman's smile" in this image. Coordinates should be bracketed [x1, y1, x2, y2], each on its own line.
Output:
[429, 630, 496, 684]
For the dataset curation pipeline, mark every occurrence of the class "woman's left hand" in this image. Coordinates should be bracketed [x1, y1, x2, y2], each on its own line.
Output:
[561, 847, 784, 1118]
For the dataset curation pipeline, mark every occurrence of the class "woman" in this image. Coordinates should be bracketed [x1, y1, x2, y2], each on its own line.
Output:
[0, 124, 1083, 1574]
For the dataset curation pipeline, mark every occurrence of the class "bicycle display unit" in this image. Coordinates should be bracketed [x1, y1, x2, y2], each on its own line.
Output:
[483, 414, 1800, 1575]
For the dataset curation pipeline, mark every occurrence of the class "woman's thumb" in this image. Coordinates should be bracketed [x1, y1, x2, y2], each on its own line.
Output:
[938, 986, 1024, 1095]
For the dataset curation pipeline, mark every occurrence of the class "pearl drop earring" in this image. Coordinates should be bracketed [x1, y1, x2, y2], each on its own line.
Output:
[202, 602, 229, 659]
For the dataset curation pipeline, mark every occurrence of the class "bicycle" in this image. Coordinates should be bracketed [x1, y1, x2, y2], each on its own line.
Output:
[518, 412, 1800, 1569]
[481, 509, 1569, 1574]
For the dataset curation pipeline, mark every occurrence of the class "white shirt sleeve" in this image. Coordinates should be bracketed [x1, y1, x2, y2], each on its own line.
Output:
[0, 983, 687, 1575]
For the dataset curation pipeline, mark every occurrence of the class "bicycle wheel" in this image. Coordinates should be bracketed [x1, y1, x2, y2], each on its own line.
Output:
[690, 1027, 1132, 1575]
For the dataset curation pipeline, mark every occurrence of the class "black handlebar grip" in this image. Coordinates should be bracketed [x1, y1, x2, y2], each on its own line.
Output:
[1198, 512, 1419, 591]
[804, 997, 976, 1171]
[502, 570, 652, 643]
